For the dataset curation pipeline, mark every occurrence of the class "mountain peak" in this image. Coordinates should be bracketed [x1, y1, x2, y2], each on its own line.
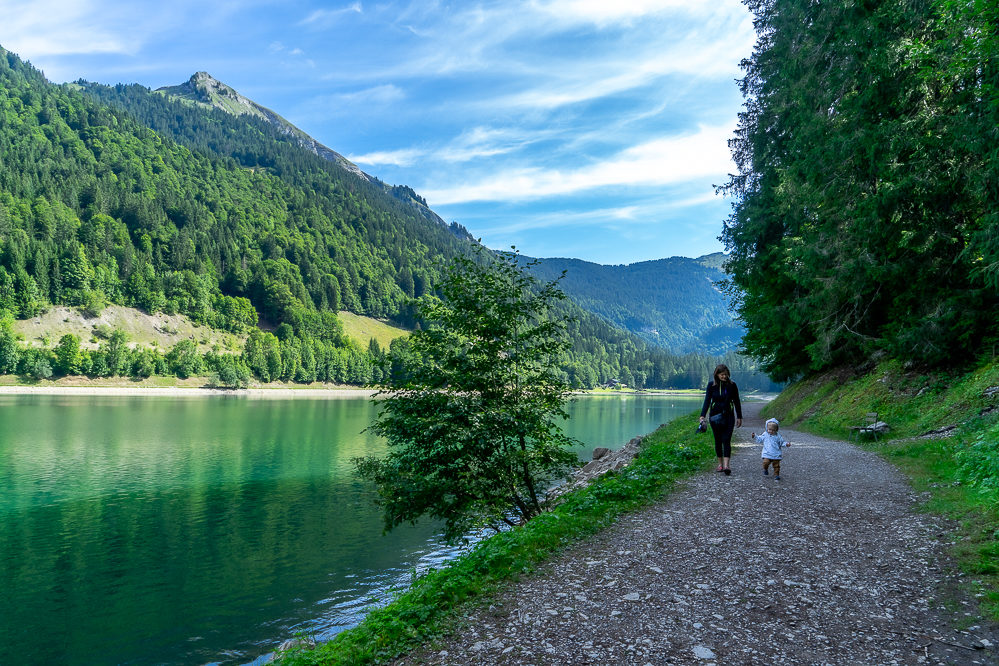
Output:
[154, 72, 449, 228]
[156, 72, 261, 119]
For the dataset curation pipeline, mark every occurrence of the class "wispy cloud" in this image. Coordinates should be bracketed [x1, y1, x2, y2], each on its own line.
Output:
[422, 124, 734, 205]
[349, 0, 751, 80]
[0, 0, 139, 57]
[303, 84, 406, 120]
[436, 126, 546, 163]
[474, 193, 721, 236]
[337, 84, 405, 104]
[300, 2, 363, 27]
[492, 48, 741, 112]
[351, 125, 548, 166]
[533, 0, 730, 26]
[349, 147, 423, 167]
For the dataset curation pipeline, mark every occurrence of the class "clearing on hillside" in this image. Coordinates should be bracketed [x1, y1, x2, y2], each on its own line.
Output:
[337, 311, 410, 350]
[10, 305, 244, 353]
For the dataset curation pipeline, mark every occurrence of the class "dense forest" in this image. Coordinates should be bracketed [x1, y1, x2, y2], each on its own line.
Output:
[722, 0, 998, 381]
[523, 253, 743, 354]
[0, 45, 775, 390]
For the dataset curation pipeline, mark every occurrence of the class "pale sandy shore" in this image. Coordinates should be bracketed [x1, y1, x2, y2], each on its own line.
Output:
[0, 385, 773, 400]
[0, 385, 377, 398]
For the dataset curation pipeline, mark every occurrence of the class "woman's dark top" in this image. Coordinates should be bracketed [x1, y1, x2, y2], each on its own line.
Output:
[700, 380, 743, 420]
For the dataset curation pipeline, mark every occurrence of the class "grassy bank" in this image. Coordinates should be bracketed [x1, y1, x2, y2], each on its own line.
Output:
[761, 359, 999, 620]
[278, 413, 714, 665]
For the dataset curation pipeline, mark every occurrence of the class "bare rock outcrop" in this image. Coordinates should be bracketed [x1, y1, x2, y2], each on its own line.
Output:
[547, 435, 647, 503]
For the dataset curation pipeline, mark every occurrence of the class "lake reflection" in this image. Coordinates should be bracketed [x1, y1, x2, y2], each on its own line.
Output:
[0, 393, 701, 665]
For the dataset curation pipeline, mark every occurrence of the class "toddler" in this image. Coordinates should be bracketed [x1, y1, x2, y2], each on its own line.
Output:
[752, 418, 790, 480]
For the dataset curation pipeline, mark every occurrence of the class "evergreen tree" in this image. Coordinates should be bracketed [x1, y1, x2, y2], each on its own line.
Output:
[720, 0, 999, 379]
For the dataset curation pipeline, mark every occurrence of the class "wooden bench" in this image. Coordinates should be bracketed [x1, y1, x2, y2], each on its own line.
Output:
[849, 412, 884, 441]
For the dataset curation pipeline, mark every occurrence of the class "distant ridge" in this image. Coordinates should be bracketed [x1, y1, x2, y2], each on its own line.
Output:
[523, 252, 742, 355]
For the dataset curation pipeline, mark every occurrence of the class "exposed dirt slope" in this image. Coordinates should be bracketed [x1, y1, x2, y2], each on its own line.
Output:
[9, 305, 242, 352]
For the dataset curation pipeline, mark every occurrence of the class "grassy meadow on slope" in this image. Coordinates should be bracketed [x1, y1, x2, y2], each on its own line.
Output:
[336, 311, 409, 351]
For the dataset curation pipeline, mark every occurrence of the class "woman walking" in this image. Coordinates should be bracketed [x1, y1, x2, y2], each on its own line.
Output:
[699, 364, 743, 475]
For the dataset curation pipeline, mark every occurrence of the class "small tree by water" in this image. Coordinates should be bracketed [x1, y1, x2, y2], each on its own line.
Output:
[356, 248, 578, 542]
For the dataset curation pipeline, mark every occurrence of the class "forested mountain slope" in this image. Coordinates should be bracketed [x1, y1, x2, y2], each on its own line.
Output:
[1, 46, 462, 328]
[0, 45, 764, 389]
[524, 253, 742, 355]
[148, 71, 451, 229]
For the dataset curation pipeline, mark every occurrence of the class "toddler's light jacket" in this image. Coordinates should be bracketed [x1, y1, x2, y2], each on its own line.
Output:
[754, 432, 788, 460]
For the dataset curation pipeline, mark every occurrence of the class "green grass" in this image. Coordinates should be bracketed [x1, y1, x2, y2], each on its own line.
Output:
[762, 360, 999, 440]
[337, 311, 410, 351]
[762, 359, 999, 619]
[277, 413, 713, 665]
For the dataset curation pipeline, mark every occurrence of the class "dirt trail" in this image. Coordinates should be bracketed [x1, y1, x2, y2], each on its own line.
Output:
[396, 402, 999, 665]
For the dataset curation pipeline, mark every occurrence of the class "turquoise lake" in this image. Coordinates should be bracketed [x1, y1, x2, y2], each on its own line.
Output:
[0, 393, 704, 665]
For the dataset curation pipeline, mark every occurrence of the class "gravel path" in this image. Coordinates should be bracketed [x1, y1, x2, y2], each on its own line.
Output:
[395, 402, 999, 665]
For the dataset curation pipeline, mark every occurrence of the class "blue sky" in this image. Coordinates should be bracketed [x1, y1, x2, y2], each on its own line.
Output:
[0, 0, 755, 265]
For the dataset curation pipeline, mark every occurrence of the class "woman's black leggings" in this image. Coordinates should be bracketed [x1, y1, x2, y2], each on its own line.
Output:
[711, 414, 735, 458]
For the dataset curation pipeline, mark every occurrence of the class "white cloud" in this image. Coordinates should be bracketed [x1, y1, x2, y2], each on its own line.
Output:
[349, 148, 423, 167]
[300, 2, 363, 27]
[532, 0, 726, 26]
[343, 84, 404, 103]
[422, 124, 734, 205]
[485, 16, 753, 111]
[0, 0, 272, 80]
[476, 193, 721, 236]
[310, 84, 406, 112]
[435, 126, 548, 162]
[350, 125, 544, 166]
[493, 49, 740, 111]
[0, 0, 139, 57]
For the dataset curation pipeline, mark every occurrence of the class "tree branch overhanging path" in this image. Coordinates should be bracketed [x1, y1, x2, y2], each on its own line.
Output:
[394, 402, 999, 665]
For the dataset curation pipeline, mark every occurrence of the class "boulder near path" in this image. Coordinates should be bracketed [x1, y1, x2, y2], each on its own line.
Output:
[395, 402, 999, 665]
